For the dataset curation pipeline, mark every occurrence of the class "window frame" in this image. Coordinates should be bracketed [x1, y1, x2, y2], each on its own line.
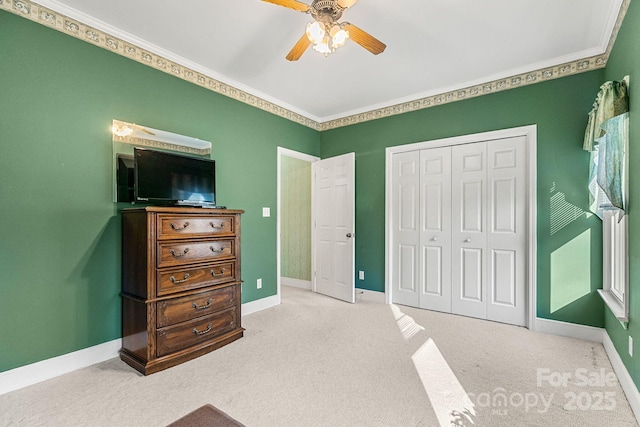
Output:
[598, 209, 629, 321]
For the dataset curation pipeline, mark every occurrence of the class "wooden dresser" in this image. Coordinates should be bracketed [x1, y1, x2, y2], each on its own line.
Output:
[120, 206, 244, 375]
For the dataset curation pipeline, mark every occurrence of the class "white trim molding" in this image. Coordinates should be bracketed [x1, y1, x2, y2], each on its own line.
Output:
[0, 0, 630, 130]
[241, 294, 280, 317]
[356, 289, 386, 303]
[282, 278, 312, 290]
[534, 317, 605, 343]
[603, 332, 640, 422]
[0, 338, 121, 396]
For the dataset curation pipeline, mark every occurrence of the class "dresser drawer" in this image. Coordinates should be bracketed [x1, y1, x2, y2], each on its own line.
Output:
[156, 261, 235, 296]
[157, 239, 234, 268]
[157, 285, 237, 328]
[157, 215, 234, 240]
[156, 307, 238, 357]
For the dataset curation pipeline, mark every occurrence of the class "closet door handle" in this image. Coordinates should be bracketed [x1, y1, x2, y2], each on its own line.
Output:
[431, 237, 438, 242]
[464, 239, 471, 243]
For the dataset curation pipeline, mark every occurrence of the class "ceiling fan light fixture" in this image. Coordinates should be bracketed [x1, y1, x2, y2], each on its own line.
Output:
[312, 35, 333, 56]
[306, 21, 326, 45]
[330, 24, 349, 48]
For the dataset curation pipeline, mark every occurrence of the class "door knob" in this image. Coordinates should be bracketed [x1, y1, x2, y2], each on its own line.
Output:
[431, 237, 438, 241]
[464, 238, 471, 243]
[346, 233, 353, 238]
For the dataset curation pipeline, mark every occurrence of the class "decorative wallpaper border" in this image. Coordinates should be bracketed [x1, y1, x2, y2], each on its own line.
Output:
[1, 0, 630, 131]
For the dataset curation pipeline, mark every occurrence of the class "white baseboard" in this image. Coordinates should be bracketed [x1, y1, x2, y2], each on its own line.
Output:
[281, 277, 312, 290]
[603, 332, 640, 424]
[242, 294, 280, 316]
[534, 317, 605, 342]
[356, 289, 386, 303]
[0, 338, 121, 396]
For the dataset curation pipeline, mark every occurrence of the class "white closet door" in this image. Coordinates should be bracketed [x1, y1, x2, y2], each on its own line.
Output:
[391, 151, 421, 307]
[419, 147, 452, 312]
[451, 143, 488, 320]
[486, 136, 527, 326]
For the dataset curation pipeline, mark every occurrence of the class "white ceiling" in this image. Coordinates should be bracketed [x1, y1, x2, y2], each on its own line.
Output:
[36, 0, 624, 124]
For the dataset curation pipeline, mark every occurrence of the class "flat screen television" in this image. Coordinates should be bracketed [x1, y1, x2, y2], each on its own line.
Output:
[134, 147, 216, 206]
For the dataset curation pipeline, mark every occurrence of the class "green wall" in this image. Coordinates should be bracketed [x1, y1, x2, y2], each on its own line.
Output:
[3, 2, 639, 389]
[321, 70, 607, 328]
[602, 0, 640, 387]
[0, 11, 320, 372]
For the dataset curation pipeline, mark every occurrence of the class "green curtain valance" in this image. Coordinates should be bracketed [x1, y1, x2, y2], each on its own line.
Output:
[584, 76, 629, 219]
[583, 79, 629, 152]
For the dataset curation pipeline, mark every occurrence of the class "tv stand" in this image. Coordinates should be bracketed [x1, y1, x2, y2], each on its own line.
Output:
[120, 206, 244, 375]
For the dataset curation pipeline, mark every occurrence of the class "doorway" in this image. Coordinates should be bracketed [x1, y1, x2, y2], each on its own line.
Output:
[277, 148, 319, 299]
[277, 148, 357, 304]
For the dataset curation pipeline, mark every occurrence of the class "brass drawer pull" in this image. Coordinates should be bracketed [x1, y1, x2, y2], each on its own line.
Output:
[209, 221, 225, 229]
[211, 268, 227, 277]
[209, 246, 225, 254]
[193, 323, 213, 336]
[192, 298, 213, 310]
[169, 248, 189, 257]
[170, 222, 189, 231]
[169, 273, 190, 284]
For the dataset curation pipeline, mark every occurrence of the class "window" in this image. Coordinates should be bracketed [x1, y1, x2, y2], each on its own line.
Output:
[583, 76, 629, 322]
[598, 209, 628, 321]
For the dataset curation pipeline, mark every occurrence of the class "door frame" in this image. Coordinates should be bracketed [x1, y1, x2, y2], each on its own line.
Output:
[277, 147, 320, 302]
[384, 125, 538, 329]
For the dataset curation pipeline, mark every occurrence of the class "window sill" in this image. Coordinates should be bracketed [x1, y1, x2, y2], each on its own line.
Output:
[598, 289, 628, 322]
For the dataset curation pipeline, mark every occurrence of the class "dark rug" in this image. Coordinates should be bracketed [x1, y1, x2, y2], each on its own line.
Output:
[167, 404, 245, 427]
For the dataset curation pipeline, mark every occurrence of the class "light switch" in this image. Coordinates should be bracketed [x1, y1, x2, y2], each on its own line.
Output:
[262, 207, 271, 217]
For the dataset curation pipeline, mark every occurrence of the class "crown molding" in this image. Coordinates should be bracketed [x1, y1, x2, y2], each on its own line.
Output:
[2, 0, 630, 131]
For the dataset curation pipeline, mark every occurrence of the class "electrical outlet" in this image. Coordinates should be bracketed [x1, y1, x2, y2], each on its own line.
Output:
[262, 207, 270, 217]
[359, 271, 365, 280]
[630, 336, 634, 357]
[257, 278, 262, 289]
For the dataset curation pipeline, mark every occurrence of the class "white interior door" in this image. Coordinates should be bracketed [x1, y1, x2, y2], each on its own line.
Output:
[391, 151, 421, 307]
[451, 142, 488, 320]
[313, 153, 355, 303]
[419, 147, 452, 312]
[486, 136, 527, 326]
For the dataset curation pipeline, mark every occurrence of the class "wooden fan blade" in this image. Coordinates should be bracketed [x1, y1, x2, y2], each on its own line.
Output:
[337, 0, 359, 8]
[286, 33, 312, 61]
[262, 0, 310, 12]
[343, 23, 386, 55]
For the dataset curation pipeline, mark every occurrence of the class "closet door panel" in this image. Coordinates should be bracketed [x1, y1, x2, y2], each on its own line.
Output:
[487, 136, 527, 326]
[451, 143, 487, 320]
[391, 151, 420, 307]
[419, 147, 452, 312]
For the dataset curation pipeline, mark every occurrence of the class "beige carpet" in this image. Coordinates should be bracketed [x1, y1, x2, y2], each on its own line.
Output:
[0, 286, 636, 426]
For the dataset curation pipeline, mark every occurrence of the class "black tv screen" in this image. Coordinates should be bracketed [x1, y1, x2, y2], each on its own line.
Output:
[134, 148, 216, 206]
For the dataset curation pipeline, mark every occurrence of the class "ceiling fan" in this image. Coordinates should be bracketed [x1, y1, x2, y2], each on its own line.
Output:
[263, 0, 386, 61]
